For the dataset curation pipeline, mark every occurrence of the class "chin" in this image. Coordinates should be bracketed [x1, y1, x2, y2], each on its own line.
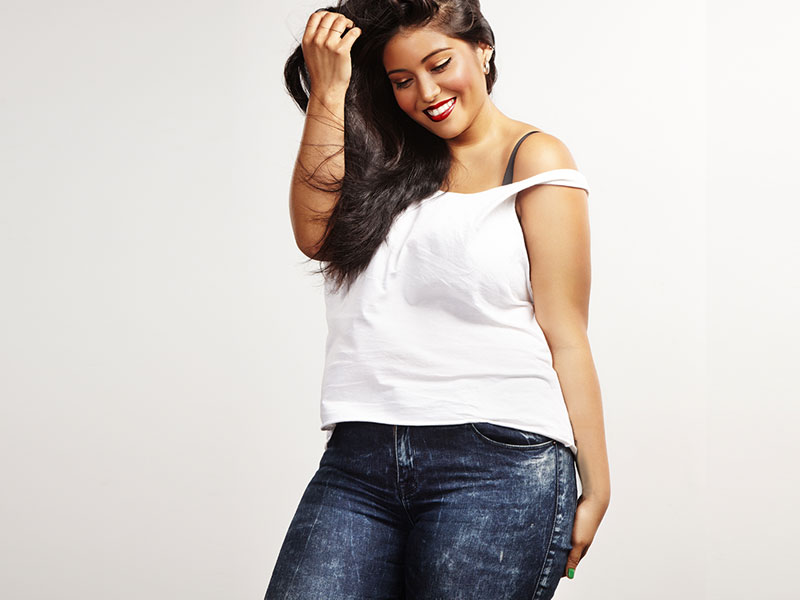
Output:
[418, 116, 458, 136]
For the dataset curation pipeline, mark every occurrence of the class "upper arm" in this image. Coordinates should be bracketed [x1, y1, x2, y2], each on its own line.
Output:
[513, 133, 591, 349]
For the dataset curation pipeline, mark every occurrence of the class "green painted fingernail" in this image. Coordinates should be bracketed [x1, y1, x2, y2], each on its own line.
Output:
[567, 568, 575, 579]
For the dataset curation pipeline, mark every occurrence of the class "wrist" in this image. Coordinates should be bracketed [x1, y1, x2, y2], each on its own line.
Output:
[309, 88, 347, 108]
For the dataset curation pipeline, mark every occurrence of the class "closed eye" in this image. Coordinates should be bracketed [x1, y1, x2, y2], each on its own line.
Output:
[432, 57, 451, 72]
[392, 57, 452, 89]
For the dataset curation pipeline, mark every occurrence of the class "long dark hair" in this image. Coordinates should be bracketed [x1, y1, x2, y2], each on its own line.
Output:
[284, 0, 497, 294]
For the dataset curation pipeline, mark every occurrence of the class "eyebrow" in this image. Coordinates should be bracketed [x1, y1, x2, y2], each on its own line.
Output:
[386, 47, 452, 76]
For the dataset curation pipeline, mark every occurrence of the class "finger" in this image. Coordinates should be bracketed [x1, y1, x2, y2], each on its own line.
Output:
[332, 13, 355, 31]
[563, 545, 583, 579]
[338, 25, 361, 52]
[311, 7, 347, 22]
[303, 10, 329, 43]
[313, 12, 348, 43]
[308, 11, 338, 44]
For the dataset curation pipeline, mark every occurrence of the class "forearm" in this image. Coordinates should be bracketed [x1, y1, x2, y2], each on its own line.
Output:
[290, 90, 347, 255]
[551, 341, 611, 504]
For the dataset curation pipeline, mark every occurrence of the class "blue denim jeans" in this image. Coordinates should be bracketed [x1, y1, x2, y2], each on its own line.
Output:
[264, 421, 578, 600]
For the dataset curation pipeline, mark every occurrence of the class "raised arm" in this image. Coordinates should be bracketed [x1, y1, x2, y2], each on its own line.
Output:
[290, 10, 360, 259]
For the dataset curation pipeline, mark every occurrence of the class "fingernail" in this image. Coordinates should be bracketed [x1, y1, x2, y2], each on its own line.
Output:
[567, 568, 575, 579]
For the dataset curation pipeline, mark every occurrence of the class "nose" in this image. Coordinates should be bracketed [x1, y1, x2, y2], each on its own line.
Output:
[418, 75, 441, 105]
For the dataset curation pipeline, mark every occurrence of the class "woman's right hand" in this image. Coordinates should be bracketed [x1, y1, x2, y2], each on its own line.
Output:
[302, 10, 361, 99]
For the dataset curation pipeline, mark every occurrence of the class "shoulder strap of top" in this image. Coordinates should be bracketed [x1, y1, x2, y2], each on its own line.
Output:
[502, 130, 541, 186]
[502, 168, 590, 198]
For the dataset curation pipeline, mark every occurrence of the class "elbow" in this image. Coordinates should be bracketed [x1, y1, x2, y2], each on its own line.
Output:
[536, 316, 590, 353]
[296, 236, 327, 261]
[297, 240, 319, 260]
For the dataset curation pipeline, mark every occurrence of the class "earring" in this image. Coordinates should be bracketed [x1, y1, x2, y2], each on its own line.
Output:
[484, 62, 490, 74]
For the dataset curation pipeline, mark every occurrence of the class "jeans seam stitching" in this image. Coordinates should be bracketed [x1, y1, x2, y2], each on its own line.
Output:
[393, 425, 415, 526]
[531, 446, 560, 600]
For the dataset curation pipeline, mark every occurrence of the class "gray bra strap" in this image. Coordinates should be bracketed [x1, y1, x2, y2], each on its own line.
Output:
[502, 131, 541, 186]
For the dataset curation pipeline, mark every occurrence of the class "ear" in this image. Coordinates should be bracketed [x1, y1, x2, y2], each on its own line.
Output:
[476, 41, 493, 65]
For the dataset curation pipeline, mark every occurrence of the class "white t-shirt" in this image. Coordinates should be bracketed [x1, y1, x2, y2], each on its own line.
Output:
[319, 167, 590, 456]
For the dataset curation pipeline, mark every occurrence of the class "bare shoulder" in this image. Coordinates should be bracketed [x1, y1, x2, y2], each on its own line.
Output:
[511, 127, 580, 181]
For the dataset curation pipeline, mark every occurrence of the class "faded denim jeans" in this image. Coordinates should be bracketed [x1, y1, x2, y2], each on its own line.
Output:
[264, 421, 578, 600]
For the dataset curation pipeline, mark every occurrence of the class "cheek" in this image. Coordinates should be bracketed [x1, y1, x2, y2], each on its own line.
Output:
[442, 65, 473, 95]
[394, 91, 416, 114]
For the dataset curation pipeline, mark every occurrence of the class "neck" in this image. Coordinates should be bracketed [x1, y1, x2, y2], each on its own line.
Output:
[445, 95, 512, 156]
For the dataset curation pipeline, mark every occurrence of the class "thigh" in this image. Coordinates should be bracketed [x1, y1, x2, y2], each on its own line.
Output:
[265, 425, 411, 600]
[403, 423, 578, 600]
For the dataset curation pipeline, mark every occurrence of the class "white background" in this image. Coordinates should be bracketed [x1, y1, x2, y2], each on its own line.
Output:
[1, 1, 797, 598]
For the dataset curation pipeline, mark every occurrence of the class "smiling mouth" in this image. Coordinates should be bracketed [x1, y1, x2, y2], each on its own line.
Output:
[423, 97, 456, 121]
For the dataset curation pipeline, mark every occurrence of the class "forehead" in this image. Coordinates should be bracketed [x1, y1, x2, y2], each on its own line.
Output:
[382, 27, 466, 68]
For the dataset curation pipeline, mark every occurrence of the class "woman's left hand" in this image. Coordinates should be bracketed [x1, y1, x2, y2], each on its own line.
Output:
[562, 494, 609, 579]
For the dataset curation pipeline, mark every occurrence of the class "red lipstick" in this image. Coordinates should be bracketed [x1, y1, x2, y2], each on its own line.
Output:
[423, 97, 456, 122]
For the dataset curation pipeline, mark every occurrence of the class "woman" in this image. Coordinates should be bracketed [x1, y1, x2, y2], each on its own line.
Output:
[266, 1, 610, 598]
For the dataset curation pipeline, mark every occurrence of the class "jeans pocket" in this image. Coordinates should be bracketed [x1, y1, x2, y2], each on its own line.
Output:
[469, 422, 555, 450]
